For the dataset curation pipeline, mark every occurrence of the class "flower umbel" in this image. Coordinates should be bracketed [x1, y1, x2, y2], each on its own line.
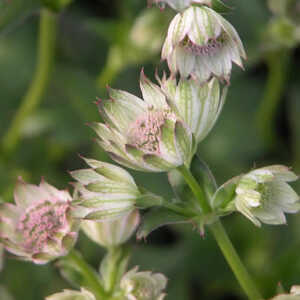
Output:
[234, 165, 300, 226]
[81, 209, 140, 248]
[91, 71, 194, 172]
[0, 178, 78, 264]
[120, 267, 167, 300]
[162, 6, 246, 83]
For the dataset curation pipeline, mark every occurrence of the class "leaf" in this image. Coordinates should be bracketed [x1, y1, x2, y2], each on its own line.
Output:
[136, 207, 189, 240]
[211, 176, 240, 212]
[56, 250, 104, 296]
[191, 154, 218, 200]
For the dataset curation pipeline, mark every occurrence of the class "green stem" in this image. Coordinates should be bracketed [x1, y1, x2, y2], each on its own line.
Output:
[210, 221, 262, 300]
[2, 8, 57, 154]
[67, 250, 107, 299]
[177, 165, 262, 300]
[256, 49, 291, 149]
[162, 202, 196, 217]
[177, 165, 211, 213]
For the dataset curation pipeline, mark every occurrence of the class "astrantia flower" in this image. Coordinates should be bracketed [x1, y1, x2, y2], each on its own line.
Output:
[120, 267, 167, 300]
[91, 71, 194, 172]
[46, 288, 95, 300]
[158, 73, 227, 144]
[162, 6, 246, 83]
[81, 209, 140, 248]
[149, 0, 211, 11]
[0, 178, 79, 264]
[71, 157, 144, 220]
[234, 165, 300, 226]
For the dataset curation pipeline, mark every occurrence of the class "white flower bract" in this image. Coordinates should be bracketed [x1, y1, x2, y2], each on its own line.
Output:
[162, 6, 246, 83]
[234, 165, 300, 226]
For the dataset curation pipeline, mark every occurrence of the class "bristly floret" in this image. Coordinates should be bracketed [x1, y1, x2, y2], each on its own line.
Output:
[90, 70, 194, 172]
[0, 178, 79, 264]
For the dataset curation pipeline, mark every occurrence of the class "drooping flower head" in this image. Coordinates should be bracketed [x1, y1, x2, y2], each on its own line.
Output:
[81, 209, 140, 248]
[0, 178, 79, 264]
[91, 71, 194, 172]
[149, 0, 211, 11]
[46, 288, 96, 300]
[234, 165, 300, 226]
[120, 267, 167, 300]
[162, 6, 246, 83]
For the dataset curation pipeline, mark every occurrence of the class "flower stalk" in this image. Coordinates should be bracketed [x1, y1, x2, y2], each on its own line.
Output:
[66, 250, 107, 300]
[177, 165, 262, 300]
[2, 8, 57, 155]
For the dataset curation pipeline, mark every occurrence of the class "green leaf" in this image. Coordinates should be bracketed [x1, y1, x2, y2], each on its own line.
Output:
[56, 250, 105, 297]
[137, 207, 189, 240]
[211, 176, 240, 212]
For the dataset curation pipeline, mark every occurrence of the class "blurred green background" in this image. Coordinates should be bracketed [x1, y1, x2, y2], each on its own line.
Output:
[0, 0, 300, 299]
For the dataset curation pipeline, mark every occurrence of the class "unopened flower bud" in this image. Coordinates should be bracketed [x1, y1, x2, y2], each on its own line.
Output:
[234, 165, 300, 226]
[120, 267, 167, 300]
[158, 74, 227, 144]
[0, 178, 79, 264]
[81, 209, 140, 248]
[162, 6, 246, 83]
[92, 70, 194, 172]
[46, 288, 95, 300]
[70, 158, 141, 220]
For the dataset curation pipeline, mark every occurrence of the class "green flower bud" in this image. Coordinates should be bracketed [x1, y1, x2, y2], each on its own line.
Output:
[120, 267, 167, 300]
[81, 209, 140, 248]
[271, 285, 300, 300]
[46, 288, 96, 300]
[266, 17, 299, 49]
[0, 178, 79, 264]
[70, 158, 141, 220]
[158, 74, 227, 144]
[162, 6, 246, 83]
[234, 165, 300, 226]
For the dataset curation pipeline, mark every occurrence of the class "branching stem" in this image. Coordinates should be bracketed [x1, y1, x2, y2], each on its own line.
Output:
[177, 165, 263, 300]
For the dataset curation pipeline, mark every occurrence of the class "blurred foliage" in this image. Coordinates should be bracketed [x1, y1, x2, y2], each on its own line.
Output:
[0, 0, 300, 300]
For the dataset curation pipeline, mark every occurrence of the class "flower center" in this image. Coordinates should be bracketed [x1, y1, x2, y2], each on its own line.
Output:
[127, 110, 175, 154]
[17, 199, 70, 253]
[181, 35, 225, 56]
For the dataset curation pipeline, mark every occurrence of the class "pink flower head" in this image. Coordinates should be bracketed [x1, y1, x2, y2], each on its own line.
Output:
[0, 178, 79, 264]
[90, 70, 194, 172]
